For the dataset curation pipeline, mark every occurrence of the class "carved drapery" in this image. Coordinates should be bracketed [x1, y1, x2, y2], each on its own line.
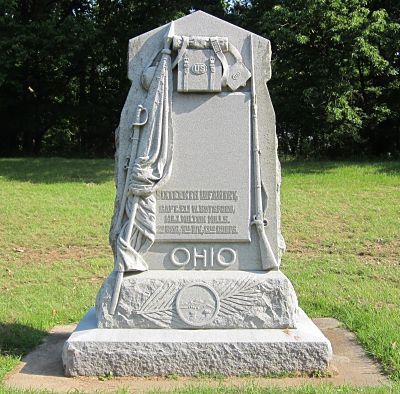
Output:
[115, 49, 173, 273]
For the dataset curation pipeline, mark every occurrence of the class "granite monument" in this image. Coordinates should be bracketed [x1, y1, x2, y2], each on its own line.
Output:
[63, 11, 332, 376]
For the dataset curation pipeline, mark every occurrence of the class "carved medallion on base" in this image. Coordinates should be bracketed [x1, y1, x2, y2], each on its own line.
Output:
[176, 283, 220, 327]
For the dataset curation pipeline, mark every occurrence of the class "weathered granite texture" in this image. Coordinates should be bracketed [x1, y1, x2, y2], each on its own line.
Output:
[111, 10, 284, 270]
[96, 270, 298, 329]
[62, 11, 333, 378]
[63, 308, 332, 377]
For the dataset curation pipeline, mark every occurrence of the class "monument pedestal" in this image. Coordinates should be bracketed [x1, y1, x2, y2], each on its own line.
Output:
[96, 270, 298, 329]
[63, 308, 332, 377]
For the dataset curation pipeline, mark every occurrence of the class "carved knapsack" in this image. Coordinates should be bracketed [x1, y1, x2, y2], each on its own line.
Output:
[141, 35, 251, 93]
[174, 36, 251, 93]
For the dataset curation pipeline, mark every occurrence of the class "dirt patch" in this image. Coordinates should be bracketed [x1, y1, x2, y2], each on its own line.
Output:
[285, 238, 400, 267]
[4, 244, 110, 265]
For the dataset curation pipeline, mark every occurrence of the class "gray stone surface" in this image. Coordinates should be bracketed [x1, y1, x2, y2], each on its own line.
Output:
[61, 11, 333, 378]
[96, 270, 298, 329]
[110, 10, 284, 271]
[156, 91, 251, 243]
[63, 308, 332, 377]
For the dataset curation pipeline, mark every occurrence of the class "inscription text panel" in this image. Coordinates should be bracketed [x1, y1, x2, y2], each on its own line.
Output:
[156, 92, 251, 241]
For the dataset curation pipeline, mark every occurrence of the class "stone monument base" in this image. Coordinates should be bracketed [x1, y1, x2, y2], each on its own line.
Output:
[96, 270, 299, 329]
[62, 308, 332, 377]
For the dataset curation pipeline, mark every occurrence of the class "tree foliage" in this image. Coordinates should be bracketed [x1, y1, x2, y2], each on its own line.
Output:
[237, 0, 400, 157]
[0, 0, 398, 157]
[0, 0, 225, 156]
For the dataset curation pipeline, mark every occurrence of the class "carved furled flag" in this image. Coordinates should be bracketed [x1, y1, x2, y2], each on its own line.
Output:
[116, 48, 173, 273]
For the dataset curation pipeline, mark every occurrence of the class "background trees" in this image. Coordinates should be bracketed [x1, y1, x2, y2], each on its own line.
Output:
[240, 0, 400, 157]
[0, 0, 398, 157]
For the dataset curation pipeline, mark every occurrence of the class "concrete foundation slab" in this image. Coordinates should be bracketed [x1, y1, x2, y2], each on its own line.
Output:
[5, 316, 389, 392]
[62, 308, 331, 377]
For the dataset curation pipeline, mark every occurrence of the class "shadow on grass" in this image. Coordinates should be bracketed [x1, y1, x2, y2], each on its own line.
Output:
[281, 161, 339, 175]
[375, 161, 400, 175]
[0, 323, 48, 359]
[1, 158, 399, 184]
[1, 322, 71, 377]
[0, 157, 114, 184]
[281, 160, 400, 176]
[19, 330, 70, 377]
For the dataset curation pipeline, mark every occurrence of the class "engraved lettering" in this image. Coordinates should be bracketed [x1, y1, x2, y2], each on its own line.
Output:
[170, 247, 238, 269]
[163, 225, 181, 234]
[194, 248, 207, 268]
[216, 225, 238, 234]
[156, 190, 238, 201]
[171, 248, 191, 266]
[159, 205, 190, 213]
[199, 190, 238, 201]
[157, 190, 242, 240]
[217, 248, 237, 266]
[164, 215, 207, 224]
[207, 215, 229, 223]
[191, 205, 235, 214]
[232, 71, 241, 80]
[191, 63, 208, 75]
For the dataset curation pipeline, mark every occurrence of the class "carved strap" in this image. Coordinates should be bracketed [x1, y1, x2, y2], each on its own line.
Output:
[183, 54, 189, 92]
[172, 35, 228, 51]
[210, 37, 228, 86]
[172, 35, 189, 69]
[228, 42, 243, 62]
[209, 56, 215, 91]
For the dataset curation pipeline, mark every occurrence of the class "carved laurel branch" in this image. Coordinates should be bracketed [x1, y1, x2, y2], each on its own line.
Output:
[132, 277, 260, 327]
[133, 283, 178, 328]
[218, 276, 260, 317]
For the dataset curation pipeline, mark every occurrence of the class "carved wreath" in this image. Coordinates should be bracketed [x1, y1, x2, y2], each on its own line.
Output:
[131, 277, 260, 327]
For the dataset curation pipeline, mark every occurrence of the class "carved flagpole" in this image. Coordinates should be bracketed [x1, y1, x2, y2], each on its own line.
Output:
[109, 22, 175, 315]
[109, 105, 148, 315]
[250, 34, 279, 270]
[114, 104, 148, 240]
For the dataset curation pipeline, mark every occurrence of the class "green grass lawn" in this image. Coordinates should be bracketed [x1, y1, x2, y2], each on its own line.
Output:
[0, 158, 399, 393]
